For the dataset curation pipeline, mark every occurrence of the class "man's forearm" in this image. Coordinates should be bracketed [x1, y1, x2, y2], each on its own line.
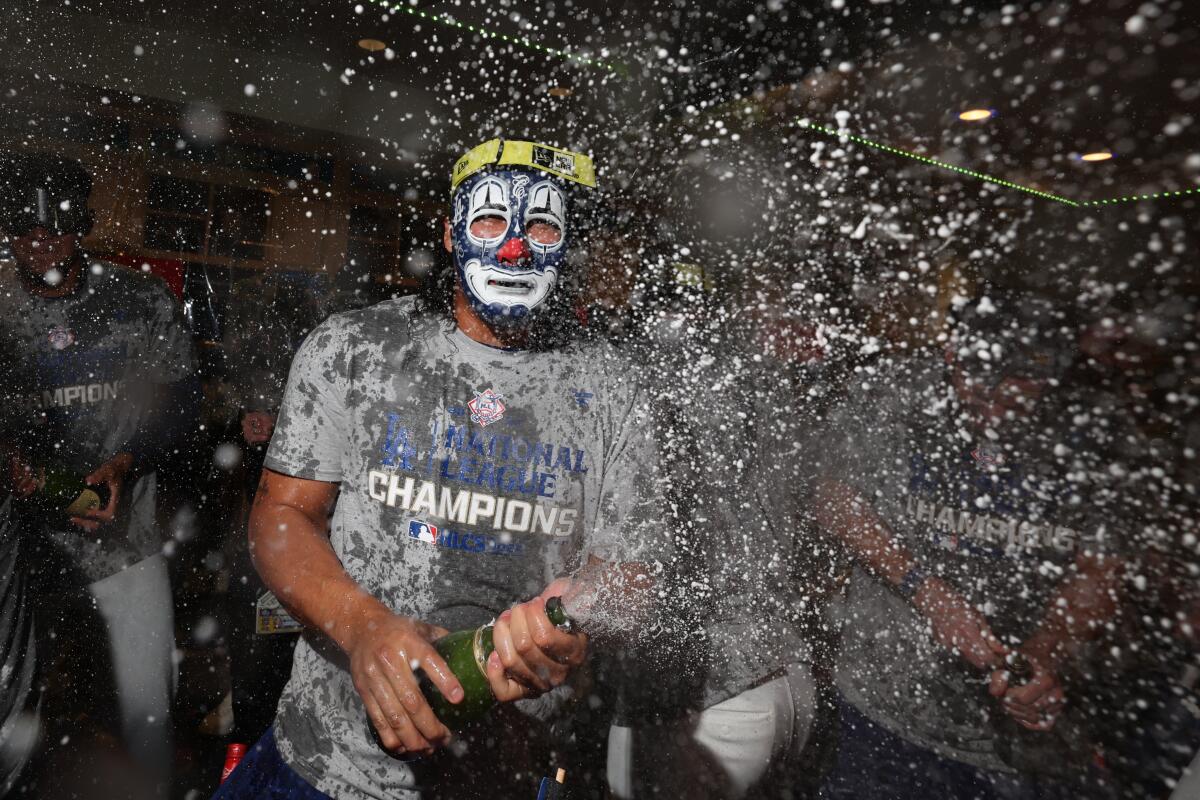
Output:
[814, 479, 916, 587]
[250, 498, 391, 653]
[1023, 555, 1123, 668]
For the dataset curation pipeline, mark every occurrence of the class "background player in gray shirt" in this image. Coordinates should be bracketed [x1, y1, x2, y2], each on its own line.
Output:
[0, 152, 198, 787]
[815, 292, 1131, 798]
[218, 139, 668, 800]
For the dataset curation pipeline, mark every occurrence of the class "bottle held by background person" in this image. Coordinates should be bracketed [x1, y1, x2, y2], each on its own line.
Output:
[36, 465, 110, 518]
[993, 652, 1097, 781]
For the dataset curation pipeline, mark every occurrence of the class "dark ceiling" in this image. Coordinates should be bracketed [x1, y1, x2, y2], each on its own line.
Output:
[5, 0, 1198, 205]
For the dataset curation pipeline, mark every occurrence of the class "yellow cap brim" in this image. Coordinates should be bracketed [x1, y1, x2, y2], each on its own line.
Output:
[451, 138, 597, 192]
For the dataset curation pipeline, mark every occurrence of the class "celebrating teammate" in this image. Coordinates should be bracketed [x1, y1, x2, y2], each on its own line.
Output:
[815, 292, 1128, 798]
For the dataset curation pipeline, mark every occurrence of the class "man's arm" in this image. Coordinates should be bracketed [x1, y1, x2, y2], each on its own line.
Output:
[1023, 552, 1123, 669]
[989, 552, 1123, 730]
[249, 467, 464, 755]
[813, 477, 1007, 670]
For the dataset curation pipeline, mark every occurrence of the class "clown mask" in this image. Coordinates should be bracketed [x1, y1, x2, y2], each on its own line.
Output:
[450, 168, 569, 326]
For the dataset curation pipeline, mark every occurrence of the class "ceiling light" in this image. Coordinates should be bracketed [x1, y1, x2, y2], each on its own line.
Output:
[548, 86, 573, 98]
[958, 109, 995, 122]
[1080, 151, 1114, 162]
[358, 38, 387, 52]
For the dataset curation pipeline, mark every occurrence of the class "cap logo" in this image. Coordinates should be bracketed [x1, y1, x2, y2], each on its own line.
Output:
[451, 138, 596, 192]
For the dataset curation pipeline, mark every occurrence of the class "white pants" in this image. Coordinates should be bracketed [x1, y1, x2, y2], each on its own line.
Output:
[608, 664, 816, 799]
[89, 553, 176, 781]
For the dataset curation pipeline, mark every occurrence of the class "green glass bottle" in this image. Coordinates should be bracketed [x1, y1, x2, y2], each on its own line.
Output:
[424, 596, 571, 730]
[38, 466, 109, 518]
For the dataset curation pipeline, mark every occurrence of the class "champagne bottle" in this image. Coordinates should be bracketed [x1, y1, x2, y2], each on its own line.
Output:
[993, 652, 1094, 780]
[38, 466, 109, 518]
[423, 597, 571, 730]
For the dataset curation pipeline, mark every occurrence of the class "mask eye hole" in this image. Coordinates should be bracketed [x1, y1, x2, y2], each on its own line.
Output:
[469, 214, 507, 241]
[523, 181, 565, 249]
[526, 220, 562, 246]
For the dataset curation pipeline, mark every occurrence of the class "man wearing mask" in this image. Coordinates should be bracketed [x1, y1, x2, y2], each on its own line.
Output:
[815, 291, 1128, 798]
[216, 138, 668, 799]
[0, 152, 198, 787]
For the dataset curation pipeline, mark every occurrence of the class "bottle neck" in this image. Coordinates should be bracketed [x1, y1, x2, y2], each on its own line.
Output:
[544, 596, 570, 629]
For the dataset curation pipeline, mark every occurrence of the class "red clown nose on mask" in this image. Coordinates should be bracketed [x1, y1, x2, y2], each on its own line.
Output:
[496, 237, 532, 265]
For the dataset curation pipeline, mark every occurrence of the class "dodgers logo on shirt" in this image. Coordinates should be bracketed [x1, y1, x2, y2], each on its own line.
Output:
[468, 388, 506, 427]
[47, 325, 75, 350]
[409, 520, 440, 545]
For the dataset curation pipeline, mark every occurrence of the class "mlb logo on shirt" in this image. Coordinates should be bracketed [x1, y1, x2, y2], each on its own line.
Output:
[932, 531, 960, 552]
[409, 520, 439, 545]
[468, 388, 506, 427]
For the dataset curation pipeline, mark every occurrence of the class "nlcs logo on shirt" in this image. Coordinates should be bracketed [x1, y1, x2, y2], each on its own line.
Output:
[409, 520, 440, 545]
[468, 388, 506, 426]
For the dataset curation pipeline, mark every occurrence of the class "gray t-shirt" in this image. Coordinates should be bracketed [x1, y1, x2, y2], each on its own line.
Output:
[0, 260, 196, 581]
[264, 297, 664, 799]
[825, 356, 1124, 772]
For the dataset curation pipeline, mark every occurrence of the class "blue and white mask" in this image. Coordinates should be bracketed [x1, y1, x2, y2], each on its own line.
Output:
[450, 168, 569, 325]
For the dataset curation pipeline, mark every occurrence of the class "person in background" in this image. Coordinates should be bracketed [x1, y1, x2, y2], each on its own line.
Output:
[0, 151, 199, 792]
[220, 274, 324, 746]
[814, 290, 1131, 799]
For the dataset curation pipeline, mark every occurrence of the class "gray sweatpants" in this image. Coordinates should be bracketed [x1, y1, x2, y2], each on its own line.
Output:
[607, 664, 816, 799]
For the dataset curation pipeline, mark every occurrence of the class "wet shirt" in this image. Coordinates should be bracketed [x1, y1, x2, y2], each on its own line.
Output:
[0, 260, 196, 581]
[264, 297, 663, 799]
[825, 357, 1122, 771]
